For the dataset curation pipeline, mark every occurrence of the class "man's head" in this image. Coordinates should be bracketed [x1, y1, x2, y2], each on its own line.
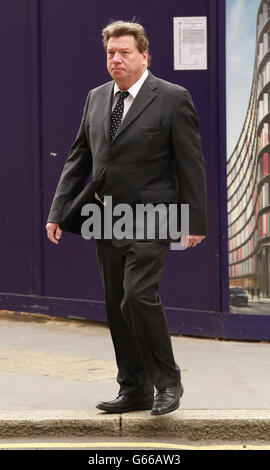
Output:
[102, 20, 150, 90]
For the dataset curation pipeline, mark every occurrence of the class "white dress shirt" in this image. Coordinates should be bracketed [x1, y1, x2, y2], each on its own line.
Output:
[112, 68, 149, 120]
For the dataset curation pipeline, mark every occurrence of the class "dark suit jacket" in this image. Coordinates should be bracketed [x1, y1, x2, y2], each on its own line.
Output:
[47, 70, 207, 238]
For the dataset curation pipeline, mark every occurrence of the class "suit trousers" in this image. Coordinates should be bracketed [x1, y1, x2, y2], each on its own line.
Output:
[96, 238, 181, 398]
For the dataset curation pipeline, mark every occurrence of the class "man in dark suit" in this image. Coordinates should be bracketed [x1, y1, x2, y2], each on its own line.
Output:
[46, 20, 207, 415]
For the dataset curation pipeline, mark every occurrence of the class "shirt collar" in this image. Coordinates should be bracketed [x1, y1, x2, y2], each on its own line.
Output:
[113, 69, 149, 99]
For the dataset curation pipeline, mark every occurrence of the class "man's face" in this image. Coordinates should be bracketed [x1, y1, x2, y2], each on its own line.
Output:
[106, 35, 148, 88]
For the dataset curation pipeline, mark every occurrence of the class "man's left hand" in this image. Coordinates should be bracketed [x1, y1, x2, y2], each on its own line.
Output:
[180, 235, 206, 248]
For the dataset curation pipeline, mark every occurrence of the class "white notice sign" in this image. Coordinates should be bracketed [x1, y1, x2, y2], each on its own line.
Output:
[173, 17, 207, 70]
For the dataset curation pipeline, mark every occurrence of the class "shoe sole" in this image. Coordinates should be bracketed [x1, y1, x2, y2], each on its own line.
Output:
[96, 400, 154, 413]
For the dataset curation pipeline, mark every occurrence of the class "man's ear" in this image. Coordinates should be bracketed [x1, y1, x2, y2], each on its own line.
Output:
[142, 50, 148, 66]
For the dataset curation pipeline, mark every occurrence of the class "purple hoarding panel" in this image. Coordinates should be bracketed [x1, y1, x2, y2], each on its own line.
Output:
[41, 0, 217, 309]
[0, 1, 33, 293]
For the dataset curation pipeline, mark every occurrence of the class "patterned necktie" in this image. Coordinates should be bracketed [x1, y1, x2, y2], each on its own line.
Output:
[95, 91, 129, 205]
[110, 90, 129, 141]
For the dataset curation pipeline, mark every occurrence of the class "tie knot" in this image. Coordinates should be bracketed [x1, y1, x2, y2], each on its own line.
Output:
[118, 90, 129, 100]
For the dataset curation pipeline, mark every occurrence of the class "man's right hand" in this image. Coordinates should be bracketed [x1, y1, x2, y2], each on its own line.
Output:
[46, 222, 62, 245]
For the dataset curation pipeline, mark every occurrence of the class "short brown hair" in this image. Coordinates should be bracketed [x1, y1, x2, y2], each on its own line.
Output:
[102, 20, 151, 66]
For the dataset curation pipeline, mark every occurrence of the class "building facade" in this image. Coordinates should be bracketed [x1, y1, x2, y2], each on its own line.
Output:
[227, 0, 270, 296]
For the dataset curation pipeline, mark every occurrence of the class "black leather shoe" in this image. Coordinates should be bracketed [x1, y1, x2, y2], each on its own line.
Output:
[151, 382, 184, 416]
[96, 394, 154, 413]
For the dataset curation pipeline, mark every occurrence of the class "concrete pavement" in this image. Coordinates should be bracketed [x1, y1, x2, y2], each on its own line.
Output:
[0, 310, 269, 441]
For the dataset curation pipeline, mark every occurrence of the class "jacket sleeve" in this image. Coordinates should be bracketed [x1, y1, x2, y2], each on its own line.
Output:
[47, 91, 92, 224]
[171, 88, 208, 236]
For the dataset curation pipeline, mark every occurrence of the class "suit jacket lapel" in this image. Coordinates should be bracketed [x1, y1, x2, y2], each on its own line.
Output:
[103, 81, 115, 141]
[113, 71, 158, 141]
[103, 71, 159, 143]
